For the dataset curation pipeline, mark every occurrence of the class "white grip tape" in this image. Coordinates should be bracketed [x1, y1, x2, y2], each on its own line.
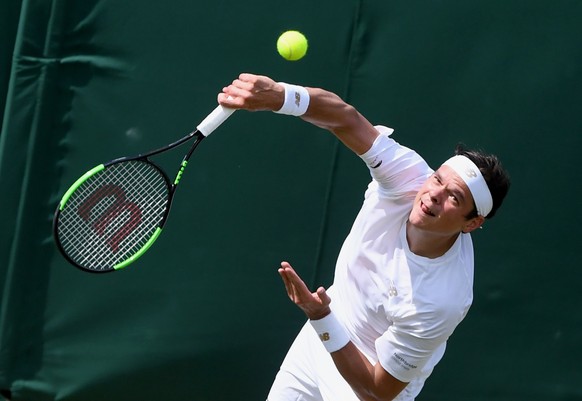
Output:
[197, 104, 236, 137]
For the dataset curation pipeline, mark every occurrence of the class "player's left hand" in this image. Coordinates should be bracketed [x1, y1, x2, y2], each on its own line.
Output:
[278, 261, 331, 320]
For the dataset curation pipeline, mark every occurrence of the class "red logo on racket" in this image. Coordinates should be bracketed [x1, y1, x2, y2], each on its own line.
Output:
[78, 184, 142, 253]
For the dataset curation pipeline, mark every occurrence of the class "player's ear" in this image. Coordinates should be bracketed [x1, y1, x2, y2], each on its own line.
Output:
[462, 216, 485, 234]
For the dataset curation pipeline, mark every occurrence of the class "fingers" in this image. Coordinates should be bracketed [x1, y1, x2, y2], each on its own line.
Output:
[277, 262, 333, 320]
[279, 262, 305, 291]
[278, 264, 293, 300]
[218, 73, 283, 111]
[217, 85, 248, 108]
[278, 262, 332, 306]
[280, 261, 293, 271]
[219, 74, 259, 106]
[278, 261, 302, 301]
[238, 72, 259, 82]
[316, 286, 331, 305]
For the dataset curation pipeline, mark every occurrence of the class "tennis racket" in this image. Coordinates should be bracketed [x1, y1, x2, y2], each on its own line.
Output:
[53, 103, 235, 273]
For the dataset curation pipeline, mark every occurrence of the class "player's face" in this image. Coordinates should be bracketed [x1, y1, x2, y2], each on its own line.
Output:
[409, 165, 482, 235]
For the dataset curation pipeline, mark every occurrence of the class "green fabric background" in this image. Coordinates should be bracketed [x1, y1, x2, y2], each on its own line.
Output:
[1, 1, 580, 400]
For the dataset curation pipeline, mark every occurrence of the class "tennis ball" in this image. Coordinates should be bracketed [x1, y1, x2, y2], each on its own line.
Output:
[277, 30, 308, 61]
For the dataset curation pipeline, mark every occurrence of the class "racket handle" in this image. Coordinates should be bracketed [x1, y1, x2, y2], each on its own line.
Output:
[197, 104, 236, 136]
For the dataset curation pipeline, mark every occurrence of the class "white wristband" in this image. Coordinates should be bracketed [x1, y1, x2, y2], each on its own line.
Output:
[274, 82, 310, 116]
[309, 312, 350, 353]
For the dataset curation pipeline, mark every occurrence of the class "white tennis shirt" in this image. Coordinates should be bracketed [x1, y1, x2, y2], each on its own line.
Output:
[272, 127, 474, 401]
[333, 127, 474, 397]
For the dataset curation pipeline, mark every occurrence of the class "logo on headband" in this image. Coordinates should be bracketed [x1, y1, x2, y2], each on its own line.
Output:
[464, 168, 477, 178]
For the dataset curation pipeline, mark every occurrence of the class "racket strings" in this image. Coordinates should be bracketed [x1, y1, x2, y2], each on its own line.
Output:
[57, 161, 170, 270]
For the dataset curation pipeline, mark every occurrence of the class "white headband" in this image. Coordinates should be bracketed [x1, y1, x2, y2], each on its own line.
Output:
[443, 155, 493, 217]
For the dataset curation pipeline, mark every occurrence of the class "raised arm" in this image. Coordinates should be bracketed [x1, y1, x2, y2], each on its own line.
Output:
[218, 73, 379, 155]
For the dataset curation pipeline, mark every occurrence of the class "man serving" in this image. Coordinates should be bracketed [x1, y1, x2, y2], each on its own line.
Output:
[218, 73, 510, 401]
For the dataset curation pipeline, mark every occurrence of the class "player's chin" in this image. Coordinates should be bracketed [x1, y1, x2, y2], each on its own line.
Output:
[408, 208, 423, 227]
[408, 205, 434, 227]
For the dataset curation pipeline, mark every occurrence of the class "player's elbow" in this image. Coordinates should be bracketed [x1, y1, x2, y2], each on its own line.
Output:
[351, 370, 408, 401]
[303, 89, 361, 132]
[327, 102, 363, 134]
[354, 389, 398, 401]
[352, 383, 405, 401]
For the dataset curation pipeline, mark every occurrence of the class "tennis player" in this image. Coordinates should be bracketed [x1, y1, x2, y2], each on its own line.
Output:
[218, 74, 510, 401]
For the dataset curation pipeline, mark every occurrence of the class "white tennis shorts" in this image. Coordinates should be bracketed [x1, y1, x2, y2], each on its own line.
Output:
[266, 322, 424, 401]
[267, 322, 358, 401]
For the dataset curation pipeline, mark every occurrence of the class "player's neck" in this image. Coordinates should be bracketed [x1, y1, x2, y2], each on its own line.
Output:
[405, 221, 460, 259]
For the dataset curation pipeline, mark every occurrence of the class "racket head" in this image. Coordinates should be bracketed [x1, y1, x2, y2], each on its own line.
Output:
[53, 159, 172, 273]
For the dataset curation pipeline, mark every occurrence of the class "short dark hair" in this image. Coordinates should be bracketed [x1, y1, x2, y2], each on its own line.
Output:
[454, 144, 511, 220]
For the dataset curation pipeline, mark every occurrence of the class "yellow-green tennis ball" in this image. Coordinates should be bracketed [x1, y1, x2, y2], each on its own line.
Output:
[277, 31, 308, 61]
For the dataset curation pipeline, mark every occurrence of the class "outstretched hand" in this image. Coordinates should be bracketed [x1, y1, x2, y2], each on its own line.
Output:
[278, 261, 331, 321]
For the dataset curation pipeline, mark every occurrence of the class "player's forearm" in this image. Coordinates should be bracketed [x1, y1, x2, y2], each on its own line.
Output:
[278, 263, 406, 400]
[218, 74, 379, 155]
[302, 88, 379, 155]
[330, 342, 406, 401]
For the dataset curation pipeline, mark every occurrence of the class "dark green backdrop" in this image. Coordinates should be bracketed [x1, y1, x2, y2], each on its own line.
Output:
[1, 1, 580, 400]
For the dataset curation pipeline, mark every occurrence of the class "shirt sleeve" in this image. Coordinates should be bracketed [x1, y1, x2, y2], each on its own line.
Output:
[359, 126, 432, 199]
[374, 302, 470, 383]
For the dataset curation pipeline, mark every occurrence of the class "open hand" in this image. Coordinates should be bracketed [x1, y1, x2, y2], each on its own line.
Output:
[278, 261, 331, 320]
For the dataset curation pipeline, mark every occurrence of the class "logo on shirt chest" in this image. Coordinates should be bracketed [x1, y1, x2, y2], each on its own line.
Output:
[388, 279, 398, 297]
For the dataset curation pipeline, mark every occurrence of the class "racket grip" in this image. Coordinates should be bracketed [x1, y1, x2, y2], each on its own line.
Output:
[197, 104, 236, 136]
